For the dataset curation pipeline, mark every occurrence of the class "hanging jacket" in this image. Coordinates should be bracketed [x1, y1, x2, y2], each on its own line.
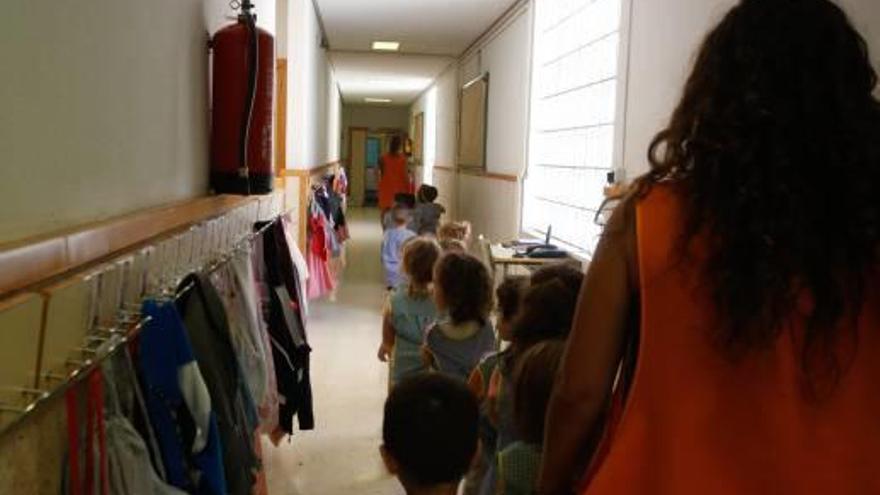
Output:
[175, 274, 259, 495]
[259, 220, 315, 435]
[139, 300, 226, 495]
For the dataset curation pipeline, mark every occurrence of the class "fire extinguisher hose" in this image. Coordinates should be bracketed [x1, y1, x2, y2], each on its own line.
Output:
[239, 9, 259, 195]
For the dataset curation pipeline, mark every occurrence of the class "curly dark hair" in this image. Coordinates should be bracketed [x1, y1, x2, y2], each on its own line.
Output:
[418, 184, 439, 203]
[639, 0, 880, 392]
[511, 263, 583, 353]
[402, 237, 441, 295]
[434, 252, 494, 325]
[513, 340, 565, 445]
[496, 276, 529, 322]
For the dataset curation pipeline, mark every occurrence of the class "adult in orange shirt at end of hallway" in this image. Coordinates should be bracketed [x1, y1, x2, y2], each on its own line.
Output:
[378, 136, 412, 219]
[538, 0, 880, 494]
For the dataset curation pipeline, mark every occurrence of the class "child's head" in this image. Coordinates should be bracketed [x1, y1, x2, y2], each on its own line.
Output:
[495, 276, 529, 342]
[439, 238, 467, 253]
[511, 262, 583, 352]
[437, 221, 472, 245]
[392, 205, 411, 226]
[382, 373, 479, 493]
[417, 184, 439, 204]
[433, 252, 494, 325]
[512, 340, 566, 445]
[394, 193, 417, 209]
[402, 237, 441, 293]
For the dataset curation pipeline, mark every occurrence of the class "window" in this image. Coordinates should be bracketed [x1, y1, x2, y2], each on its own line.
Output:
[523, 0, 624, 254]
[423, 87, 438, 184]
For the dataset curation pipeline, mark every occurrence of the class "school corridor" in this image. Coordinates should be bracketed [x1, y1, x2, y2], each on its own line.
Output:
[3, 0, 880, 494]
[262, 208, 401, 494]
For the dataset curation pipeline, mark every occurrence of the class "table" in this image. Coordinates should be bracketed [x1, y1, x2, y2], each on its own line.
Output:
[487, 243, 570, 278]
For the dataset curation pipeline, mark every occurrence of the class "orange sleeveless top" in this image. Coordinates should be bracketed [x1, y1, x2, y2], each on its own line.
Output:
[378, 153, 409, 209]
[584, 185, 880, 494]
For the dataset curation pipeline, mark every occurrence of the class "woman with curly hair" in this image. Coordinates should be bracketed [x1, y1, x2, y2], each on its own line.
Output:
[540, 1, 880, 493]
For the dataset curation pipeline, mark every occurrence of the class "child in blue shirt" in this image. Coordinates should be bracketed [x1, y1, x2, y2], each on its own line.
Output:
[381, 206, 416, 290]
[378, 237, 442, 389]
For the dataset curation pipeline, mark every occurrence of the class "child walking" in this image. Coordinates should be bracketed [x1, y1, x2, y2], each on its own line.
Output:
[463, 276, 529, 495]
[411, 185, 446, 235]
[382, 373, 480, 495]
[422, 252, 496, 381]
[381, 206, 416, 290]
[378, 237, 442, 389]
[472, 263, 583, 495]
[497, 340, 565, 495]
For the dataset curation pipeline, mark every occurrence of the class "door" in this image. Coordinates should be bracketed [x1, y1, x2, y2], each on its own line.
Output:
[364, 137, 382, 205]
[349, 128, 367, 207]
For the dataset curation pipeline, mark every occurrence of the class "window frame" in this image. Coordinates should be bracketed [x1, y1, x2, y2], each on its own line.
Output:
[520, 0, 633, 258]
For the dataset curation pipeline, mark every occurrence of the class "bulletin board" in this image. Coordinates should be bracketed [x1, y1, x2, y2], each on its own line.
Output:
[412, 112, 424, 165]
[457, 73, 489, 170]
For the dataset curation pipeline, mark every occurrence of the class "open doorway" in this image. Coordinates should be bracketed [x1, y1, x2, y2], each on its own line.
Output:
[346, 126, 406, 207]
[364, 136, 382, 205]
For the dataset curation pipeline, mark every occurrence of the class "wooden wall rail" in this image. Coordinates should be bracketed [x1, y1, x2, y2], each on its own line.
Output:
[0, 194, 281, 299]
[433, 165, 519, 183]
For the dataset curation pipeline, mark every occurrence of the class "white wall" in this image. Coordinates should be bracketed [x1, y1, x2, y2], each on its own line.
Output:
[342, 105, 411, 131]
[204, 0, 276, 35]
[621, 0, 880, 178]
[415, 0, 880, 243]
[410, 3, 531, 241]
[288, 0, 341, 169]
[411, 65, 460, 218]
[0, 0, 212, 244]
[340, 104, 410, 163]
[460, 9, 532, 177]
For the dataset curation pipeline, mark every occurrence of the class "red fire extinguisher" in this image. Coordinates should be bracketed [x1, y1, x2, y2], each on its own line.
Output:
[210, 1, 274, 195]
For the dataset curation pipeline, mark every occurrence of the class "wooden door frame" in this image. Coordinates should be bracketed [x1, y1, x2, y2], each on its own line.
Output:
[348, 127, 369, 207]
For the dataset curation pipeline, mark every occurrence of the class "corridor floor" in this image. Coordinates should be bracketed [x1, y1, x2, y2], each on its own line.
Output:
[262, 208, 403, 494]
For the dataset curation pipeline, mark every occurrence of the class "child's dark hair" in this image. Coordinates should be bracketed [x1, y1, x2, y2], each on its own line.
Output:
[496, 276, 528, 322]
[383, 373, 479, 487]
[418, 184, 439, 203]
[391, 205, 410, 225]
[511, 262, 583, 351]
[434, 252, 494, 325]
[394, 193, 416, 209]
[402, 237, 441, 294]
[513, 340, 566, 445]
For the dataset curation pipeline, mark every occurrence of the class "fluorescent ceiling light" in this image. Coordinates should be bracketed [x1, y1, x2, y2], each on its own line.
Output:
[365, 97, 392, 104]
[372, 41, 400, 51]
[365, 77, 432, 91]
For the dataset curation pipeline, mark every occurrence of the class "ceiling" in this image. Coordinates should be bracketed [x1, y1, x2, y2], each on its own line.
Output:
[316, 0, 516, 55]
[318, 0, 517, 105]
[330, 52, 453, 105]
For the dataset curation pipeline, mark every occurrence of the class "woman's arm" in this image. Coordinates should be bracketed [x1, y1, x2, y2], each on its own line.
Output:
[538, 201, 638, 495]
